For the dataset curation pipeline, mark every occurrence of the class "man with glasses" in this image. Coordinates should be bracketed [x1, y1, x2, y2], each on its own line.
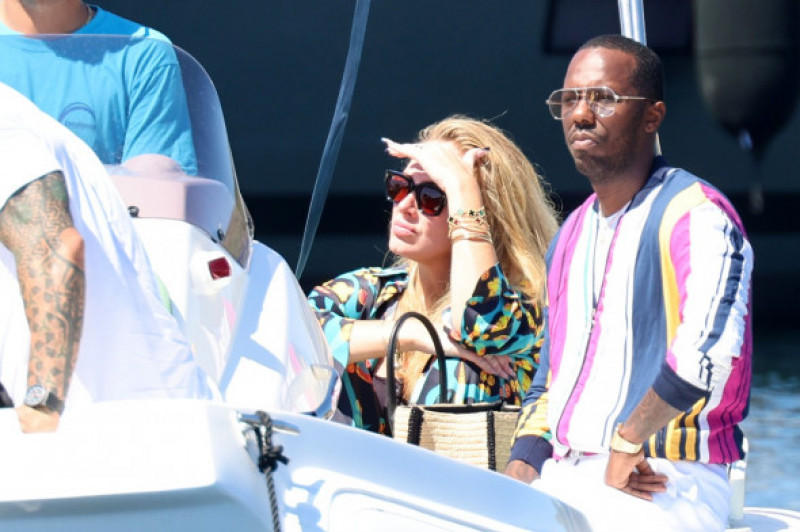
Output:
[505, 34, 753, 530]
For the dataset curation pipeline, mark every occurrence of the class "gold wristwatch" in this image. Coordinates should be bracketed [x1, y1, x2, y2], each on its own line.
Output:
[610, 423, 643, 454]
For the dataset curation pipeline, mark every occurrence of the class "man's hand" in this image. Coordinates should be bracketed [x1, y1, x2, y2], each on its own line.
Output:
[504, 459, 540, 484]
[605, 450, 668, 500]
[605, 390, 679, 500]
[16, 405, 60, 433]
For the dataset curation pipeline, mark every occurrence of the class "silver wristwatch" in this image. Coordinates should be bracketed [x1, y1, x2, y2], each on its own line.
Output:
[23, 384, 65, 415]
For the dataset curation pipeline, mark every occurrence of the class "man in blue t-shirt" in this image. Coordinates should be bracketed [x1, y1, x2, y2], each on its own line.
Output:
[0, 1, 197, 174]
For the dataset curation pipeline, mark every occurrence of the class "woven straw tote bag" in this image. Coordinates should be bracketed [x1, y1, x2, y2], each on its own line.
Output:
[385, 311, 520, 471]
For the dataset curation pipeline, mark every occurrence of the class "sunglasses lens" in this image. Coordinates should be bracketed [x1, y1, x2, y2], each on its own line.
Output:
[548, 87, 620, 119]
[385, 171, 446, 215]
[417, 184, 446, 215]
[386, 174, 411, 203]
[587, 87, 615, 117]
[548, 89, 576, 119]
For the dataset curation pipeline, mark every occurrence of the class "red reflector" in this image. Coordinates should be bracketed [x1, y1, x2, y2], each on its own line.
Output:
[208, 257, 231, 280]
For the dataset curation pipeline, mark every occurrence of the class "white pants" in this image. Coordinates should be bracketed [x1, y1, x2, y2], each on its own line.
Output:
[532, 454, 730, 532]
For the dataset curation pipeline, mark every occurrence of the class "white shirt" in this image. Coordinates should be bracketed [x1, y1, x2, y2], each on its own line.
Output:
[591, 204, 627, 306]
[0, 83, 213, 408]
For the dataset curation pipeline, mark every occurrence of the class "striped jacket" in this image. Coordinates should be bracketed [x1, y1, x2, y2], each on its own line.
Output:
[510, 158, 753, 471]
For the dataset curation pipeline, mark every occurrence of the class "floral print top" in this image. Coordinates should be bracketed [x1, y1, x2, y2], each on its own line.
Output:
[307, 263, 544, 434]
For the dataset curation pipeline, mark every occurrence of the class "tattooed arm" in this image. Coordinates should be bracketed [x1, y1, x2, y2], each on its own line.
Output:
[0, 171, 85, 433]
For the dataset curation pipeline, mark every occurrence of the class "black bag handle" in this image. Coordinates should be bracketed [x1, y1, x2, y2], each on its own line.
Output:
[385, 311, 447, 434]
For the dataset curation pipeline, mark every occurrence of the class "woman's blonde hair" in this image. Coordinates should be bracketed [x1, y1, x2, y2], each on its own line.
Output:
[393, 115, 560, 400]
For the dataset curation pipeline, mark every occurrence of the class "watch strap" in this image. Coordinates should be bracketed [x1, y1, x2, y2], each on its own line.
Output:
[44, 391, 65, 415]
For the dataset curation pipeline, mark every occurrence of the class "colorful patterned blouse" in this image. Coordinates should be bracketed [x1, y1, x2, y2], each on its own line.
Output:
[307, 263, 544, 434]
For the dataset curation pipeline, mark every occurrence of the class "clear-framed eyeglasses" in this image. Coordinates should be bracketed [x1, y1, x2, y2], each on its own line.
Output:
[545, 86, 653, 120]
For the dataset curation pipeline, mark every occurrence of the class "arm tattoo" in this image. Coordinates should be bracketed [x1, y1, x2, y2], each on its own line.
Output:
[0, 171, 85, 400]
[624, 388, 681, 443]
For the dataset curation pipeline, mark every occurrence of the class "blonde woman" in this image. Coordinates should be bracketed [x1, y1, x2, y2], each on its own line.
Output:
[308, 115, 559, 434]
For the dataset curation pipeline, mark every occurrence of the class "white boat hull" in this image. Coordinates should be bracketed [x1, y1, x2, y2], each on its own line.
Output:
[0, 400, 588, 531]
[3, 400, 797, 531]
[0, 400, 272, 530]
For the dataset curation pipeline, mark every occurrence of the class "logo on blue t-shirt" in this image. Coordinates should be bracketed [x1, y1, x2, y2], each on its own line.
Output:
[58, 102, 97, 135]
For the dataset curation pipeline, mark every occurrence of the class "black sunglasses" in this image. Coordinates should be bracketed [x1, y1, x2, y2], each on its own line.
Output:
[384, 170, 447, 216]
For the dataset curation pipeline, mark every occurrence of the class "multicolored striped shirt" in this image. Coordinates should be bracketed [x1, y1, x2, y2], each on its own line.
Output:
[308, 264, 544, 433]
[510, 158, 753, 470]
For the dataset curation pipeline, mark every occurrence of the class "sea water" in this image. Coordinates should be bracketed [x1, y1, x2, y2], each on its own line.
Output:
[743, 333, 800, 512]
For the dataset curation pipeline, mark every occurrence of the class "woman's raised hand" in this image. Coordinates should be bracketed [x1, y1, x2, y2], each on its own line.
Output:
[381, 137, 488, 196]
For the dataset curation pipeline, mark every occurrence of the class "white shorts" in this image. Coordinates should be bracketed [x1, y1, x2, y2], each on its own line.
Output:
[531, 454, 730, 532]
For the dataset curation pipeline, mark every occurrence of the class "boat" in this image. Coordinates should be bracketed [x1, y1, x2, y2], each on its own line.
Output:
[0, 35, 798, 531]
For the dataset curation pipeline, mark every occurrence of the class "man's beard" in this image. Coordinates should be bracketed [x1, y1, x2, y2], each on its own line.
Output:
[570, 129, 642, 186]
[568, 106, 647, 185]
[572, 150, 629, 186]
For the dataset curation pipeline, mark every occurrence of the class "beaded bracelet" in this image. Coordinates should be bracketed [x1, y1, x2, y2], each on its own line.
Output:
[448, 207, 487, 227]
[447, 207, 488, 238]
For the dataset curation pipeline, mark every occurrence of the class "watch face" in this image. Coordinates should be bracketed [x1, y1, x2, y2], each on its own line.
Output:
[24, 384, 47, 406]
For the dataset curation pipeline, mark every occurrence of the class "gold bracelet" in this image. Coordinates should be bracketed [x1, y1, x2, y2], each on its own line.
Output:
[450, 229, 493, 244]
[448, 222, 487, 239]
[450, 225, 491, 237]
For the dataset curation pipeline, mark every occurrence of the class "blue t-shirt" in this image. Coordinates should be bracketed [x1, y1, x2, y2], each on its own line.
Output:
[0, 6, 197, 174]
